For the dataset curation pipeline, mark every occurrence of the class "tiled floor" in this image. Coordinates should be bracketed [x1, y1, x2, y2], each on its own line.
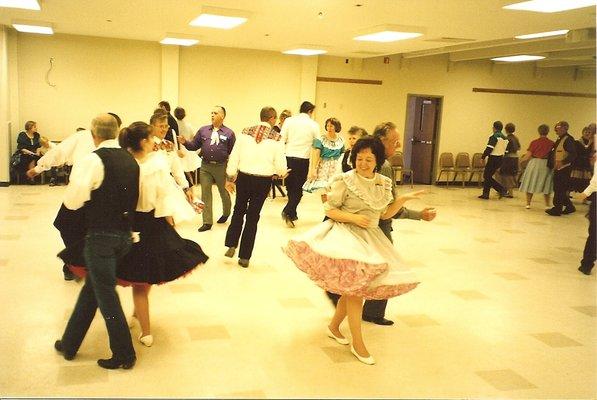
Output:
[0, 183, 594, 398]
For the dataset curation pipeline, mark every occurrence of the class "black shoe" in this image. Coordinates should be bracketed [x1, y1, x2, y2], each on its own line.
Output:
[545, 208, 561, 216]
[224, 247, 236, 258]
[281, 212, 295, 228]
[63, 268, 76, 281]
[54, 340, 75, 360]
[238, 258, 250, 268]
[562, 206, 576, 215]
[198, 224, 212, 232]
[478, 194, 489, 199]
[217, 215, 229, 224]
[97, 356, 136, 370]
[578, 266, 592, 275]
[363, 316, 394, 326]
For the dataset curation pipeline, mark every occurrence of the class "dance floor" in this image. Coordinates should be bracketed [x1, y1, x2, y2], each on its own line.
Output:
[0, 182, 594, 398]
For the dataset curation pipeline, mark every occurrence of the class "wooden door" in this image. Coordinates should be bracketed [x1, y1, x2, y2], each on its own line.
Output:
[410, 97, 440, 184]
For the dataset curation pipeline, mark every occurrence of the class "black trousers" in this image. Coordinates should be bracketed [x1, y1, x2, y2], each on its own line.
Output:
[54, 204, 87, 273]
[482, 155, 505, 196]
[553, 166, 573, 212]
[283, 157, 309, 220]
[225, 172, 272, 260]
[580, 193, 596, 272]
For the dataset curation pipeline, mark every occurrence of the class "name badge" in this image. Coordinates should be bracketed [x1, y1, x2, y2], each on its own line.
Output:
[220, 135, 227, 141]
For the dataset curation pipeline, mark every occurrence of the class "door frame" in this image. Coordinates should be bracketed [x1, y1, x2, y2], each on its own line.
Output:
[403, 93, 444, 185]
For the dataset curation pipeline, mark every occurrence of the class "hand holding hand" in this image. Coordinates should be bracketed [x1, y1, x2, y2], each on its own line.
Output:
[225, 181, 236, 194]
[421, 207, 437, 221]
[352, 214, 371, 228]
[177, 135, 186, 144]
[184, 188, 194, 203]
[26, 168, 38, 179]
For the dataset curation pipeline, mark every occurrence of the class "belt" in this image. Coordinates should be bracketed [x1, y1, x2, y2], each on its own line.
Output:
[205, 160, 225, 165]
[239, 171, 272, 178]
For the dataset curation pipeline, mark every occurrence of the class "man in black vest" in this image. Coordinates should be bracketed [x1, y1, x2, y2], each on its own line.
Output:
[546, 121, 578, 216]
[54, 114, 140, 370]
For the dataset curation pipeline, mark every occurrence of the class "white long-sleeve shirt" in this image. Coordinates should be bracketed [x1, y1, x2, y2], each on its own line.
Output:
[63, 139, 119, 210]
[280, 113, 320, 159]
[226, 122, 287, 178]
[154, 138, 189, 189]
[583, 161, 597, 197]
[34, 130, 95, 174]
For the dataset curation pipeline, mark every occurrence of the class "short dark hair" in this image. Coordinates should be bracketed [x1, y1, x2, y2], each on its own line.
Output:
[372, 122, 397, 140]
[505, 123, 515, 134]
[25, 121, 36, 131]
[216, 105, 226, 117]
[158, 101, 171, 112]
[348, 126, 368, 136]
[174, 107, 186, 120]
[538, 124, 549, 136]
[349, 136, 386, 172]
[107, 112, 122, 128]
[493, 121, 503, 131]
[299, 101, 315, 114]
[150, 112, 168, 126]
[260, 106, 277, 122]
[119, 121, 152, 151]
[556, 120, 569, 130]
[325, 118, 342, 133]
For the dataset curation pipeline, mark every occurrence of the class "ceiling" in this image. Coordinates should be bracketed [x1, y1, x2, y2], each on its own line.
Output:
[1, 0, 595, 67]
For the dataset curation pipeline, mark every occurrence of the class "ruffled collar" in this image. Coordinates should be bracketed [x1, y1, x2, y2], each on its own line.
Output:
[320, 135, 344, 150]
[340, 170, 393, 210]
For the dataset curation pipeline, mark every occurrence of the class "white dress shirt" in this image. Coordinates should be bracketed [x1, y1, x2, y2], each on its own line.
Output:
[34, 130, 95, 173]
[63, 139, 119, 210]
[280, 113, 320, 159]
[226, 122, 287, 178]
[583, 159, 597, 197]
[155, 138, 189, 189]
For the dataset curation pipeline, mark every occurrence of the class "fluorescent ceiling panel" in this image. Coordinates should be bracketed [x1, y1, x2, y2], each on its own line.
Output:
[354, 31, 422, 42]
[160, 38, 199, 46]
[503, 0, 596, 13]
[491, 55, 546, 62]
[515, 29, 569, 39]
[0, 0, 40, 10]
[282, 49, 327, 56]
[13, 23, 53, 34]
[189, 6, 248, 30]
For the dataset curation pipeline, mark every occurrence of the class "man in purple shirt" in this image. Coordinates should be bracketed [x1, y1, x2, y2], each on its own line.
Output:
[179, 106, 235, 232]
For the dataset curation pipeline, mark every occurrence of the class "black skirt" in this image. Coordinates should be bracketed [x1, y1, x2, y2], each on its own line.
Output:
[59, 210, 208, 286]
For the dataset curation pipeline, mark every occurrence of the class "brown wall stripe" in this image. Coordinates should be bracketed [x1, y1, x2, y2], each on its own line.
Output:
[473, 87, 596, 98]
[317, 77, 383, 85]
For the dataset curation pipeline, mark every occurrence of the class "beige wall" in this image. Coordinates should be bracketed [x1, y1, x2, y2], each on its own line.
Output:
[315, 54, 596, 163]
[13, 33, 161, 146]
[178, 45, 304, 132]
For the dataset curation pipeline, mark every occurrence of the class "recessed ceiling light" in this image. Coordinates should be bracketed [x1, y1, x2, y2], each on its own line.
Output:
[282, 48, 327, 56]
[12, 22, 53, 35]
[354, 31, 422, 42]
[515, 29, 570, 39]
[160, 38, 199, 46]
[0, 0, 40, 10]
[189, 6, 249, 29]
[503, 0, 596, 13]
[491, 55, 546, 62]
[353, 24, 425, 42]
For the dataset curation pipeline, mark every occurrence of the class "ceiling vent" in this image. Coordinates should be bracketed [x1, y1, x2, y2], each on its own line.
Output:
[424, 37, 476, 43]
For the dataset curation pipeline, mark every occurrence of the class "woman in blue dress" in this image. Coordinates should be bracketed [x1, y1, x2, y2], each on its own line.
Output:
[303, 117, 345, 193]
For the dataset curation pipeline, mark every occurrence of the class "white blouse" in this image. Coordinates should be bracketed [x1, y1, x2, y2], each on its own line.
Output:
[136, 152, 196, 224]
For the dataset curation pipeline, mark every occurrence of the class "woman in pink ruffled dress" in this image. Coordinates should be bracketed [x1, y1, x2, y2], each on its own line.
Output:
[285, 136, 421, 365]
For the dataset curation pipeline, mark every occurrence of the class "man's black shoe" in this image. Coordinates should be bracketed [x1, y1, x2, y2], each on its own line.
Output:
[363, 316, 394, 326]
[545, 208, 561, 216]
[281, 212, 295, 228]
[97, 356, 136, 370]
[54, 340, 75, 360]
[198, 224, 212, 232]
[478, 195, 489, 200]
[63, 266, 76, 281]
[562, 206, 576, 215]
[578, 266, 592, 275]
[216, 215, 229, 224]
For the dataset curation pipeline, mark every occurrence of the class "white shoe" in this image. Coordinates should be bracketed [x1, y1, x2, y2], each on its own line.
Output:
[128, 315, 138, 329]
[326, 326, 349, 345]
[139, 333, 153, 347]
[350, 345, 375, 365]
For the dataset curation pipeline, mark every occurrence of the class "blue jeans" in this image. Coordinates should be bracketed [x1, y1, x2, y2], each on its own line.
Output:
[61, 230, 135, 360]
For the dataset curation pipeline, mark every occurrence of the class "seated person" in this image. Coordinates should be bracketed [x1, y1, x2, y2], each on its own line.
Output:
[14, 121, 41, 183]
